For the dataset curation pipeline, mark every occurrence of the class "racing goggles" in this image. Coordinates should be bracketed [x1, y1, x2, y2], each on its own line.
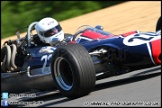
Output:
[42, 24, 62, 37]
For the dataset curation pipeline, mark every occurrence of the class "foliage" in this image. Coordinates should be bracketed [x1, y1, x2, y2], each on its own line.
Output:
[1, 1, 125, 38]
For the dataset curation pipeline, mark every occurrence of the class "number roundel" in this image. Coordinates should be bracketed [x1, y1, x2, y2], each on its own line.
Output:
[41, 54, 52, 74]
[123, 32, 160, 46]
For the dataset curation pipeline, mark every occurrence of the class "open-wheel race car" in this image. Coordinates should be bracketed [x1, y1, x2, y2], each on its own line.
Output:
[1, 16, 161, 99]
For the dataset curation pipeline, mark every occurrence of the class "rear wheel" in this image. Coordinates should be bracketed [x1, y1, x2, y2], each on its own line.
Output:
[51, 44, 96, 99]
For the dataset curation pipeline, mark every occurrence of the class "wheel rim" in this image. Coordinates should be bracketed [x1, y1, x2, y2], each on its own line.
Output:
[54, 57, 73, 91]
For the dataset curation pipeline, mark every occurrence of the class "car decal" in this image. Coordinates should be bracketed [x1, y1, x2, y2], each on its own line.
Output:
[123, 32, 160, 46]
[150, 39, 161, 64]
[41, 54, 53, 74]
[39, 46, 56, 53]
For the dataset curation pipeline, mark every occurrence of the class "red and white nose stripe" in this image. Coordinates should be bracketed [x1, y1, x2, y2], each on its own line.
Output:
[147, 38, 161, 65]
[150, 39, 161, 64]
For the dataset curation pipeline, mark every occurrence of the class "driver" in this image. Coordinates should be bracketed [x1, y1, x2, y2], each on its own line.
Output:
[33, 17, 64, 46]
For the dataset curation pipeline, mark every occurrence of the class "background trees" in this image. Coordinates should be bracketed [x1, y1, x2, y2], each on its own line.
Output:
[1, 1, 125, 38]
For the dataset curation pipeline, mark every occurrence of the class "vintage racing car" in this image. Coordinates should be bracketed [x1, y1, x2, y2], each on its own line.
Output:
[1, 16, 161, 99]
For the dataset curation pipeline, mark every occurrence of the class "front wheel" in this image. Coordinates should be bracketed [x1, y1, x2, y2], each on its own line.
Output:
[156, 16, 161, 31]
[51, 44, 96, 99]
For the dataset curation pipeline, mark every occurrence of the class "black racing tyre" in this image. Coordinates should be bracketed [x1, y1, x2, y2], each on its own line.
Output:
[156, 16, 161, 31]
[51, 44, 96, 99]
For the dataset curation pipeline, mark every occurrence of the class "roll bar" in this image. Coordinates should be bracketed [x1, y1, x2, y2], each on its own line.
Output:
[27, 22, 38, 47]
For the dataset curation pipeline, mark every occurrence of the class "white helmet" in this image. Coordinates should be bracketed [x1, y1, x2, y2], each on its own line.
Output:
[35, 17, 64, 44]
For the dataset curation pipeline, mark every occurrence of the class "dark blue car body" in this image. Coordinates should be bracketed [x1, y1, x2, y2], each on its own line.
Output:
[1, 24, 161, 93]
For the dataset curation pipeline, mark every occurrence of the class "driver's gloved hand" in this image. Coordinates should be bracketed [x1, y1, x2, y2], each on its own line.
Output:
[60, 40, 67, 45]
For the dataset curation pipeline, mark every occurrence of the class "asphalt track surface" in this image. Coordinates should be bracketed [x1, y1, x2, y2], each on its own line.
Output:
[2, 1, 161, 107]
[7, 65, 161, 107]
